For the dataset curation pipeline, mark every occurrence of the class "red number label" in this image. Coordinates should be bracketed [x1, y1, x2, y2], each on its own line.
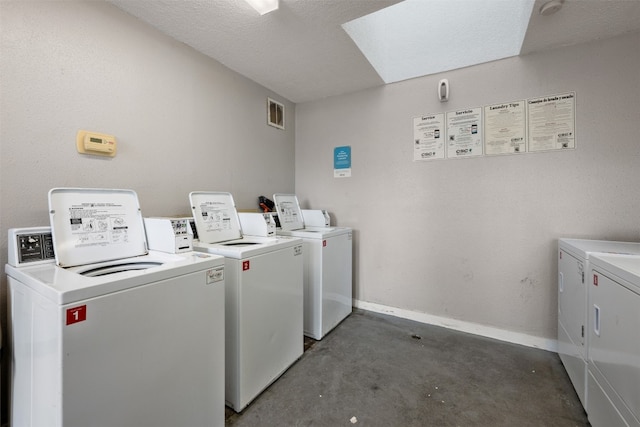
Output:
[242, 260, 250, 271]
[66, 305, 87, 325]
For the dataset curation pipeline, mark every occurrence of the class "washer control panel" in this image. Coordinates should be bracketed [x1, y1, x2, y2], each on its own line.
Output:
[144, 217, 193, 253]
[8, 227, 56, 267]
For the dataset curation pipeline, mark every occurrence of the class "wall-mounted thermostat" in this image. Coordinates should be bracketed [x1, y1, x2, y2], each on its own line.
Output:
[76, 130, 117, 157]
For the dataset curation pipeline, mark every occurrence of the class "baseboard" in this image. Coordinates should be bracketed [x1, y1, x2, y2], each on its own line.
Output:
[353, 299, 558, 352]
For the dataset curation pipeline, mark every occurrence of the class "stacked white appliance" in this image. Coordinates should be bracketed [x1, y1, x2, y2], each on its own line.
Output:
[189, 191, 304, 412]
[558, 239, 640, 411]
[586, 253, 640, 427]
[6, 188, 226, 427]
[272, 194, 352, 340]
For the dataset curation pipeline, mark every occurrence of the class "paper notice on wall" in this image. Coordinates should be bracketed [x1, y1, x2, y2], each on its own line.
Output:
[413, 113, 445, 161]
[446, 107, 483, 158]
[484, 100, 526, 155]
[527, 92, 576, 152]
[334, 146, 352, 178]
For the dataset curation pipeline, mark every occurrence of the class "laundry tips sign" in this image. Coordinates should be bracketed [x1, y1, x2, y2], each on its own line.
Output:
[334, 146, 351, 178]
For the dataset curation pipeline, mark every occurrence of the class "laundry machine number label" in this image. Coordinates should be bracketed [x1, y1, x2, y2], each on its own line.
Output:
[66, 305, 87, 325]
[242, 260, 250, 271]
[323, 240, 327, 247]
[593, 274, 598, 286]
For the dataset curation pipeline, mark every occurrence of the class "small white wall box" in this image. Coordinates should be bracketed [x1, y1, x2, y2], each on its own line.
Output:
[301, 209, 331, 227]
[238, 212, 276, 237]
[144, 217, 193, 253]
[438, 79, 449, 102]
[76, 130, 117, 157]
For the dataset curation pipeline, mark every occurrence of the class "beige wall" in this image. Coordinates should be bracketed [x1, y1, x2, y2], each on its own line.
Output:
[295, 31, 640, 348]
[0, 1, 295, 419]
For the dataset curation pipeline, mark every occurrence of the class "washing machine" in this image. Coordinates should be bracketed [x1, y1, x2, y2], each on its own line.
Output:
[558, 239, 640, 410]
[5, 188, 226, 427]
[586, 253, 640, 427]
[272, 194, 352, 340]
[189, 191, 303, 412]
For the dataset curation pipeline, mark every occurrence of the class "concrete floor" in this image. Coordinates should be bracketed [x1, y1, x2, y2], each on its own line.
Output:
[225, 309, 589, 426]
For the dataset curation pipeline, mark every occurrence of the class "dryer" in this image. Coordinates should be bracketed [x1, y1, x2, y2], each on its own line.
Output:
[587, 253, 640, 427]
[273, 194, 353, 340]
[5, 188, 226, 427]
[189, 191, 304, 412]
[558, 239, 640, 409]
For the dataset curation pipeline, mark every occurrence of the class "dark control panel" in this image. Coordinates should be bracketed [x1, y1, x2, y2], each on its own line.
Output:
[16, 232, 55, 263]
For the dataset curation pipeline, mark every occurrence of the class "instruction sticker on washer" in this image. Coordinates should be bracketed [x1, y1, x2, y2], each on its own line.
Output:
[277, 201, 300, 226]
[67, 203, 129, 247]
[206, 266, 224, 284]
[198, 202, 234, 232]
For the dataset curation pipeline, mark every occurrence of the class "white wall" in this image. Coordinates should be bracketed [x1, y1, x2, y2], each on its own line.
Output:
[295, 31, 640, 348]
[0, 1, 295, 420]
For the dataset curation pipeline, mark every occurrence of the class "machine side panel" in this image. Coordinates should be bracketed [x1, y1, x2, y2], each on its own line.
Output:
[9, 277, 63, 427]
[303, 239, 323, 339]
[224, 258, 241, 409]
[320, 233, 353, 338]
[557, 249, 587, 407]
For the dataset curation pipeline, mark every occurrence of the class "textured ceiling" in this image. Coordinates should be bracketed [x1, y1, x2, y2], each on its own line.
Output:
[108, 0, 640, 103]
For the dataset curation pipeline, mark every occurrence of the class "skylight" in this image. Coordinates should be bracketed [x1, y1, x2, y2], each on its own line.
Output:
[244, 0, 279, 15]
[342, 0, 536, 84]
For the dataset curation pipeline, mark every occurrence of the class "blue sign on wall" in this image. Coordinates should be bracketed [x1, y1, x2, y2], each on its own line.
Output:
[334, 146, 351, 178]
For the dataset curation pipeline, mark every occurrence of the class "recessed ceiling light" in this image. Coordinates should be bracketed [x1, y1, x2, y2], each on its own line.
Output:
[244, 0, 279, 15]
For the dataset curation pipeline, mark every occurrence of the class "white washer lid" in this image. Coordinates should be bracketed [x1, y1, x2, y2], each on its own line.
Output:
[273, 193, 305, 231]
[48, 188, 148, 267]
[189, 191, 242, 244]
